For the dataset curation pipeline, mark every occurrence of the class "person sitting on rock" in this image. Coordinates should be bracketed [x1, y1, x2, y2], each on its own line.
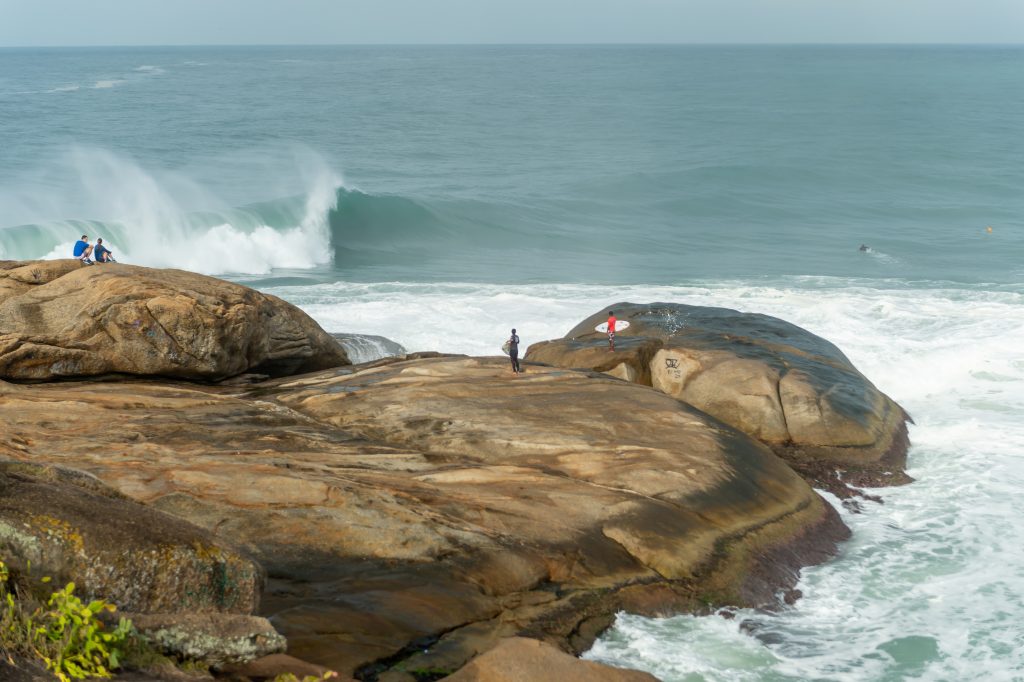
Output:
[73, 234, 94, 264]
[93, 238, 116, 263]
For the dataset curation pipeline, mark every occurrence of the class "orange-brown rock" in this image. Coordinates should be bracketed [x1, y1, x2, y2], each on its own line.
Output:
[526, 303, 912, 492]
[441, 637, 659, 681]
[0, 260, 348, 381]
[0, 356, 846, 679]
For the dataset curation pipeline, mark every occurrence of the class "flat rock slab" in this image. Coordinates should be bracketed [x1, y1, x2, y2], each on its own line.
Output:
[0, 260, 348, 381]
[0, 357, 846, 678]
[527, 303, 912, 489]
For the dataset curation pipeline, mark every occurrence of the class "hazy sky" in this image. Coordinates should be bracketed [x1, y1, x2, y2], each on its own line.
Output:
[1, 0, 1022, 46]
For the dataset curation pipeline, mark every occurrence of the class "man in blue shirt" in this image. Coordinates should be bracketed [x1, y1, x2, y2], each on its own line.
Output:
[72, 235, 94, 264]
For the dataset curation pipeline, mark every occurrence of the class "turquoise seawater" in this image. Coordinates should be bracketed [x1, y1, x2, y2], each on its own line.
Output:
[2, 45, 1024, 680]
[1, 45, 1022, 282]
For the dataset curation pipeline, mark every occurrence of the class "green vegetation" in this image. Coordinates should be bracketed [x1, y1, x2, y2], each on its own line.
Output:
[2, 558, 338, 682]
[1, 559, 131, 681]
[271, 672, 339, 682]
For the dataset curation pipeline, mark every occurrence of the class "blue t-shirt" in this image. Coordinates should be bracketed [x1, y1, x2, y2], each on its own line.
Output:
[73, 240, 88, 257]
[94, 244, 109, 261]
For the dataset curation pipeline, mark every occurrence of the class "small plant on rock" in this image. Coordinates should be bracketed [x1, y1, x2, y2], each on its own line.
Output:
[0, 559, 133, 681]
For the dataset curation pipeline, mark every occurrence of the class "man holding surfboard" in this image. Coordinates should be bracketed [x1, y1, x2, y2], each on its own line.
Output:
[506, 328, 521, 373]
[594, 312, 629, 350]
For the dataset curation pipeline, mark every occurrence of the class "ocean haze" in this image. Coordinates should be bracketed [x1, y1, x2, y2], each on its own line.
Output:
[0, 0, 1022, 46]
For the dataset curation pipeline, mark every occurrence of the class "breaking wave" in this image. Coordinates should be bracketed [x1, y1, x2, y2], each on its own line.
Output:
[0, 146, 343, 275]
[0, 146, 535, 277]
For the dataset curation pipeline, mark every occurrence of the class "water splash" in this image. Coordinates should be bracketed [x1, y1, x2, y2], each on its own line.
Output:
[0, 145, 343, 275]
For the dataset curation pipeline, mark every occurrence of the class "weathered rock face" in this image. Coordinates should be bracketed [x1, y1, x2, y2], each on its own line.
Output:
[0, 357, 846, 678]
[526, 303, 912, 489]
[0, 460, 261, 615]
[129, 613, 286, 670]
[0, 260, 349, 381]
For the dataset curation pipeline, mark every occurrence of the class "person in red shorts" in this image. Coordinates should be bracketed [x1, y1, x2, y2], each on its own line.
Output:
[607, 310, 616, 351]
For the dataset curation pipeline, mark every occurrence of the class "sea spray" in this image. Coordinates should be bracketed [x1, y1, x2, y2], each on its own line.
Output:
[0, 146, 342, 275]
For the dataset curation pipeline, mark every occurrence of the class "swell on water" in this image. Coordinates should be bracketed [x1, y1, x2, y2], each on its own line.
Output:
[0, 145, 540, 278]
[0, 146, 984, 283]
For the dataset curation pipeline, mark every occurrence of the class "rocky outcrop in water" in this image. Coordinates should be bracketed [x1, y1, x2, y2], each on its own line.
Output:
[0, 260, 349, 381]
[0, 263, 871, 680]
[526, 303, 912, 494]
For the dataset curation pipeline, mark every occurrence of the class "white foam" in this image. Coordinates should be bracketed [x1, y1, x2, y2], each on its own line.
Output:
[93, 79, 125, 89]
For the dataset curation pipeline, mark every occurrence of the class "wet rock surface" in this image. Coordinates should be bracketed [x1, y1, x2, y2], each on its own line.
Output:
[526, 303, 913, 496]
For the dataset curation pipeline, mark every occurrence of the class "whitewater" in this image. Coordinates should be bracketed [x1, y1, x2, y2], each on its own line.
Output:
[2, 44, 1023, 680]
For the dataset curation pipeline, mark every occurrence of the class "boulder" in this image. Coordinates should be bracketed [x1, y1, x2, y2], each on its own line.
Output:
[0, 356, 847, 678]
[441, 637, 658, 681]
[129, 613, 286, 670]
[224, 653, 333, 681]
[0, 460, 262, 615]
[526, 303, 912, 490]
[0, 260, 349, 381]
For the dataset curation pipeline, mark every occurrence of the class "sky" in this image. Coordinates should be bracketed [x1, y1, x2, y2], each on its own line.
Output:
[0, 0, 1022, 46]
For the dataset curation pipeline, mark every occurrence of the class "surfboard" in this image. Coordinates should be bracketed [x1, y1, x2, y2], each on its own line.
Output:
[595, 320, 630, 334]
[501, 340, 511, 355]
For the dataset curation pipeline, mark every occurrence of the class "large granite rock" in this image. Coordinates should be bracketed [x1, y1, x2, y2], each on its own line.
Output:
[0, 460, 261, 615]
[0, 260, 349, 381]
[526, 303, 912, 491]
[0, 356, 846, 679]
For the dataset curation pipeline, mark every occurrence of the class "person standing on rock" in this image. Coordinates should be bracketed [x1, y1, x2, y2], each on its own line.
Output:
[73, 234, 94, 264]
[508, 328, 521, 374]
[607, 310, 617, 351]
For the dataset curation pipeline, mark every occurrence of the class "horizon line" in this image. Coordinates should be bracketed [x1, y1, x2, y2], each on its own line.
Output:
[1, 41, 1022, 49]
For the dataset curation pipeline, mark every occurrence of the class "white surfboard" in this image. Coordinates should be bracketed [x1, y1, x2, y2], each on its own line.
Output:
[595, 320, 630, 334]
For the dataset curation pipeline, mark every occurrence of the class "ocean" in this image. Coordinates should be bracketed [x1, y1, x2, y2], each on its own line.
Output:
[2, 44, 1023, 680]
